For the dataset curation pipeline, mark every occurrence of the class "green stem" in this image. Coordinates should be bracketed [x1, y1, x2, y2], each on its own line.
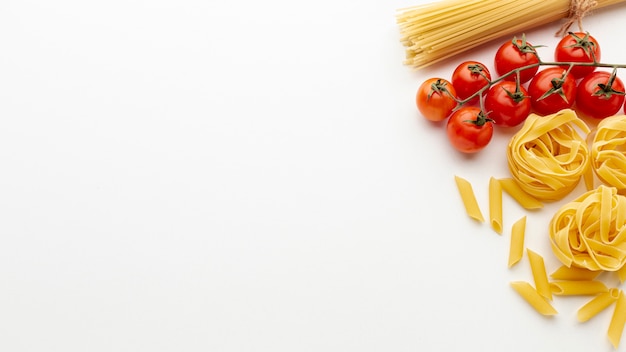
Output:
[455, 60, 626, 106]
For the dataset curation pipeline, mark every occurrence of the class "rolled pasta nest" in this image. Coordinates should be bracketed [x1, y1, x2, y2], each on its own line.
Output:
[591, 115, 626, 194]
[549, 185, 626, 272]
[507, 109, 590, 202]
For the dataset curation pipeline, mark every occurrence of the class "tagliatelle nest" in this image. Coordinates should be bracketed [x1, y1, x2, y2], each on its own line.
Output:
[591, 115, 626, 194]
[507, 109, 591, 202]
[549, 185, 626, 271]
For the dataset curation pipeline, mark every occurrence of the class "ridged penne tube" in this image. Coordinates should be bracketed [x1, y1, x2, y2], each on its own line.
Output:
[577, 288, 620, 322]
[550, 281, 609, 296]
[510, 281, 558, 316]
[618, 265, 626, 284]
[454, 175, 484, 222]
[498, 178, 543, 210]
[489, 177, 502, 234]
[508, 216, 526, 268]
[550, 265, 601, 281]
[608, 290, 626, 349]
[527, 249, 551, 300]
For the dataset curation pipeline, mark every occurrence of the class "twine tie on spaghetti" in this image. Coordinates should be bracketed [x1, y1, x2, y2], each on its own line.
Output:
[556, 0, 598, 36]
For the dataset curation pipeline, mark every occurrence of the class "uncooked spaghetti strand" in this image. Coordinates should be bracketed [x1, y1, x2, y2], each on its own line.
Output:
[397, 0, 626, 69]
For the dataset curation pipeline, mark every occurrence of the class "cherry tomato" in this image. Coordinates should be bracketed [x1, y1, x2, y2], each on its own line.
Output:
[451, 61, 491, 104]
[576, 70, 625, 119]
[554, 32, 601, 79]
[416, 78, 458, 122]
[484, 81, 531, 128]
[528, 67, 577, 116]
[446, 107, 493, 153]
[494, 35, 540, 84]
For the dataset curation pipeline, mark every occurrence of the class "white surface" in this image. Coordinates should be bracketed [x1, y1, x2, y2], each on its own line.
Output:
[1, 0, 626, 351]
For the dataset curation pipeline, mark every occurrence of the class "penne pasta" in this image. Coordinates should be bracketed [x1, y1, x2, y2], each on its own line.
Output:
[577, 288, 620, 323]
[550, 281, 609, 296]
[618, 264, 626, 284]
[608, 290, 626, 349]
[489, 177, 503, 234]
[454, 175, 485, 223]
[508, 216, 526, 268]
[498, 178, 543, 210]
[550, 265, 601, 281]
[510, 281, 557, 316]
[527, 249, 552, 300]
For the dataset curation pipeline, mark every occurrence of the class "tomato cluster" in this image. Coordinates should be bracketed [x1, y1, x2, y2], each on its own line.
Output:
[416, 32, 626, 154]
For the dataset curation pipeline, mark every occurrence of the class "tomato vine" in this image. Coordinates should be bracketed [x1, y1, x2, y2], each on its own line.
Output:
[415, 31, 626, 153]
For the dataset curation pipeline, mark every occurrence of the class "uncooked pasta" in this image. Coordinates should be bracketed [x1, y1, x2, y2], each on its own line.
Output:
[396, 0, 626, 69]
[507, 109, 590, 202]
[549, 185, 626, 271]
[591, 115, 626, 193]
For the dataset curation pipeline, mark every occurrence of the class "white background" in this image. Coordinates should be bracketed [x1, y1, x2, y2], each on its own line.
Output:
[1, 0, 626, 351]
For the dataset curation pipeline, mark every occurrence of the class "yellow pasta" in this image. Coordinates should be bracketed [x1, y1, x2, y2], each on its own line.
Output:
[527, 249, 552, 300]
[618, 265, 626, 284]
[510, 281, 558, 316]
[550, 265, 601, 281]
[549, 185, 626, 271]
[508, 216, 526, 268]
[577, 288, 620, 322]
[507, 109, 590, 202]
[395, 0, 625, 69]
[454, 175, 485, 223]
[591, 115, 626, 194]
[550, 280, 609, 296]
[489, 177, 503, 234]
[608, 290, 626, 348]
[498, 178, 543, 210]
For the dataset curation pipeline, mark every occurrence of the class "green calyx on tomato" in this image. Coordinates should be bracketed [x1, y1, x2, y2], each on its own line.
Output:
[416, 78, 458, 122]
[592, 69, 625, 99]
[463, 110, 493, 127]
[537, 72, 571, 103]
[576, 70, 625, 119]
[451, 61, 491, 104]
[512, 34, 542, 55]
[467, 64, 490, 82]
[446, 107, 494, 153]
[564, 31, 599, 62]
[503, 83, 528, 103]
[427, 79, 453, 100]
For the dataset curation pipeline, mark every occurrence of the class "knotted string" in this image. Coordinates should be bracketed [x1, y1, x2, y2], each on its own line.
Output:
[556, 0, 598, 36]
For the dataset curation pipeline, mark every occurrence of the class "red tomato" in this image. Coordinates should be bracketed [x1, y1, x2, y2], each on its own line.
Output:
[451, 61, 491, 104]
[446, 107, 493, 153]
[415, 78, 457, 122]
[528, 67, 577, 115]
[576, 71, 625, 119]
[484, 81, 531, 127]
[494, 35, 540, 84]
[554, 32, 601, 79]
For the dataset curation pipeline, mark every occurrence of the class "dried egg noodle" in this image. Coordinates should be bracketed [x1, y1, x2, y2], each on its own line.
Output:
[591, 115, 626, 194]
[507, 109, 590, 202]
[549, 185, 626, 272]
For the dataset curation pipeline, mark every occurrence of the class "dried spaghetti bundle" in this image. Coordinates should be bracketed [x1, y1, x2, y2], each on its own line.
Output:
[397, 0, 625, 69]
